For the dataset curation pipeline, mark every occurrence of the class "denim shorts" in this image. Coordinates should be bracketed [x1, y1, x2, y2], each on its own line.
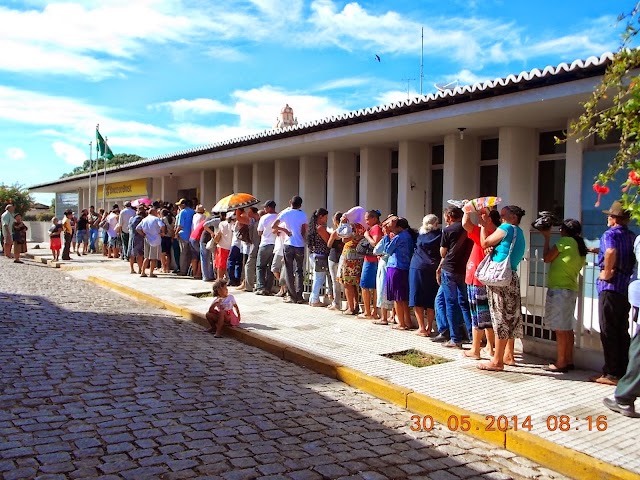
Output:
[76, 230, 87, 244]
[544, 288, 578, 331]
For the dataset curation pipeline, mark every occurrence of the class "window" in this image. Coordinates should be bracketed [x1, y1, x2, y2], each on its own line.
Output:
[479, 138, 498, 196]
[430, 145, 444, 216]
[537, 159, 565, 219]
[539, 130, 566, 155]
[432, 144, 444, 165]
[480, 138, 499, 161]
[594, 127, 622, 146]
[479, 165, 499, 197]
[391, 151, 398, 215]
[355, 154, 360, 205]
[431, 169, 443, 217]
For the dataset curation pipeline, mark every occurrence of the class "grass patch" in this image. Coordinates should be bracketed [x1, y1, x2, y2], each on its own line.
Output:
[382, 349, 451, 368]
[188, 291, 212, 299]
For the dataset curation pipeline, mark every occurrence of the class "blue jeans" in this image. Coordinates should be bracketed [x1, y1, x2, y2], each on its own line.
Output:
[284, 245, 305, 302]
[89, 228, 98, 252]
[435, 286, 447, 335]
[256, 244, 275, 292]
[309, 253, 327, 304]
[227, 246, 243, 285]
[200, 240, 214, 281]
[440, 270, 472, 343]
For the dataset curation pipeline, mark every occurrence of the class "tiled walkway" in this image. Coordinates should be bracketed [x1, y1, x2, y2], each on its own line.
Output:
[22, 247, 640, 477]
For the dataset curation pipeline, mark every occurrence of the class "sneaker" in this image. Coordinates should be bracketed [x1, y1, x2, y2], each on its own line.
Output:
[431, 333, 450, 343]
[603, 397, 638, 417]
[442, 340, 463, 349]
[255, 290, 265, 296]
[283, 297, 295, 304]
[296, 299, 306, 304]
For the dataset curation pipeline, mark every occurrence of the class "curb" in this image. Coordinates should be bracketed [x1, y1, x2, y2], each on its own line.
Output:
[85, 275, 636, 480]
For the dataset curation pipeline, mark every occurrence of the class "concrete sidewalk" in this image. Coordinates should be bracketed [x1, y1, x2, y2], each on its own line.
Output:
[20, 245, 639, 480]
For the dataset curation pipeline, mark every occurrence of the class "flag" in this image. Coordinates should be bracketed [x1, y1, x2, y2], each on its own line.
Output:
[96, 129, 114, 160]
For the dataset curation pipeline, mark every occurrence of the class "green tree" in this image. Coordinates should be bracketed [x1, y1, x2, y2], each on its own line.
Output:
[571, 2, 640, 220]
[60, 153, 145, 179]
[0, 184, 33, 216]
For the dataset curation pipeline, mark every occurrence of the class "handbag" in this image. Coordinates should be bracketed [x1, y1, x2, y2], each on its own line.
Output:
[314, 255, 329, 273]
[205, 238, 216, 251]
[474, 226, 517, 287]
[356, 237, 374, 256]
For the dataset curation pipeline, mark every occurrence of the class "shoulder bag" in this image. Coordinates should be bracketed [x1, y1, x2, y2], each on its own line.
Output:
[474, 226, 517, 287]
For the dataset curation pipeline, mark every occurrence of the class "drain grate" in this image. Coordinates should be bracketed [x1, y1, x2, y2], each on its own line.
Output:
[382, 349, 451, 368]
[188, 291, 212, 298]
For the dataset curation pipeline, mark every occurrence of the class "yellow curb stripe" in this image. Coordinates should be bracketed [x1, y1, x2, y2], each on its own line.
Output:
[507, 430, 638, 480]
[84, 275, 637, 480]
[336, 366, 411, 408]
[407, 392, 506, 447]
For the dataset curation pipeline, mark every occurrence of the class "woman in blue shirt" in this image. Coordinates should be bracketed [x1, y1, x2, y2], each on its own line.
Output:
[383, 217, 417, 330]
[478, 205, 526, 372]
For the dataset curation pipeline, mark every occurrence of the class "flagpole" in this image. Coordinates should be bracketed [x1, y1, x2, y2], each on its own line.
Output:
[95, 124, 100, 209]
[95, 142, 99, 208]
[102, 136, 108, 211]
[88, 141, 93, 211]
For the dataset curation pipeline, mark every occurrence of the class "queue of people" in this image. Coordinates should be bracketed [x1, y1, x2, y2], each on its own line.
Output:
[2, 191, 639, 417]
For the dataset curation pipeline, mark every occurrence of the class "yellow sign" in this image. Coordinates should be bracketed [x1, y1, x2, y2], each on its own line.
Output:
[97, 179, 148, 199]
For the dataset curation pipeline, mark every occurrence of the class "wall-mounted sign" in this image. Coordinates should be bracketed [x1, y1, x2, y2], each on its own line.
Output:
[97, 179, 148, 199]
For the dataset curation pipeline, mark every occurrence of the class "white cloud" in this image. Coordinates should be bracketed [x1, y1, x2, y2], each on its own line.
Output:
[153, 98, 237, 120]
[0, 85, 176, 153]
[6, 147, 26, 161]
[205, 45, 249, 62]
[313, 77, 371, 92]
[0, 2, 213, 78]
[375, 90, 414, 106]
[52, 141, 86, 165]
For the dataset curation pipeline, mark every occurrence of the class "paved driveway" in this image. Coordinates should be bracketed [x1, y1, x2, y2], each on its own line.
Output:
[0, 259, 565, 480]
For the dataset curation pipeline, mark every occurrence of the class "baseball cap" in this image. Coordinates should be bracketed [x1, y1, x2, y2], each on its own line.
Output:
[263, 200, 276, 208]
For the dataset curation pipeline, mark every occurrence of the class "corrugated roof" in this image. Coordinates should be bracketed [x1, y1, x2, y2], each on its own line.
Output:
[30, 52, 613, 189]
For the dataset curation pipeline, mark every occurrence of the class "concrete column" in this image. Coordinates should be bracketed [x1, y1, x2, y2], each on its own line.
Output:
[274, 159, 300, 212]
[199, 170, 216, 211]
[497, 127, 536, 216]
[215, 167, 234, 199]
[252, 161, 275, 205]
[80, 188, 88, 211]
[299, 156, 327, 211]
[327, 151, 356, 215]
[443, 133, 480, 202]
[161, 175, 178, 204]
[398, 141, 428, 227]
[358, 147, 391, 215]
[233, 165, 252, 194]
[565, 119, 583, 220]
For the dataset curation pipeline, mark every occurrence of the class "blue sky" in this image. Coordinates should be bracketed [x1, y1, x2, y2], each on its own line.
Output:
[0, 0, 631, 204]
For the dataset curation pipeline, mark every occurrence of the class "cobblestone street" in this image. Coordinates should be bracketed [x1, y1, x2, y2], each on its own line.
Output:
[0, 260, 567, 480]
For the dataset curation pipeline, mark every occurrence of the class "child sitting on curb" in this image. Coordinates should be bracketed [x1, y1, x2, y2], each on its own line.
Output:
[205, 279, 241, 338]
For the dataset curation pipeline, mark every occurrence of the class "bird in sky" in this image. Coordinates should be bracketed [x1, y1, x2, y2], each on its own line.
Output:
[375, 54, 381, 62]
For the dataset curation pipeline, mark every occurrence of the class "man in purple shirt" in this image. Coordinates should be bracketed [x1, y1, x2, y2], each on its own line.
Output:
[593, 201, 637, 386]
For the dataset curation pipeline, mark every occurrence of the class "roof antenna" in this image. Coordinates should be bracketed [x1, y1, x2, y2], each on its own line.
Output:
[420, 27, 424, 95]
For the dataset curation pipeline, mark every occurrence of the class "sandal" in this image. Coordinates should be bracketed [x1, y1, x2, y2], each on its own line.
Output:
[357, 314, 373, 319]
[542, 364, 569, 373]
[392, 325, 408, 330]
[415, 331, 430, 337]
[373, 320, 389, 325]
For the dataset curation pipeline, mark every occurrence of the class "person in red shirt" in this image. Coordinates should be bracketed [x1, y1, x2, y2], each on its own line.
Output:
[462, 208, 501, 359]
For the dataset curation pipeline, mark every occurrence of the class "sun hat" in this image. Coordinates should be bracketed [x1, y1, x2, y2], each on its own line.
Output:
[602, 200, 631, 218]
